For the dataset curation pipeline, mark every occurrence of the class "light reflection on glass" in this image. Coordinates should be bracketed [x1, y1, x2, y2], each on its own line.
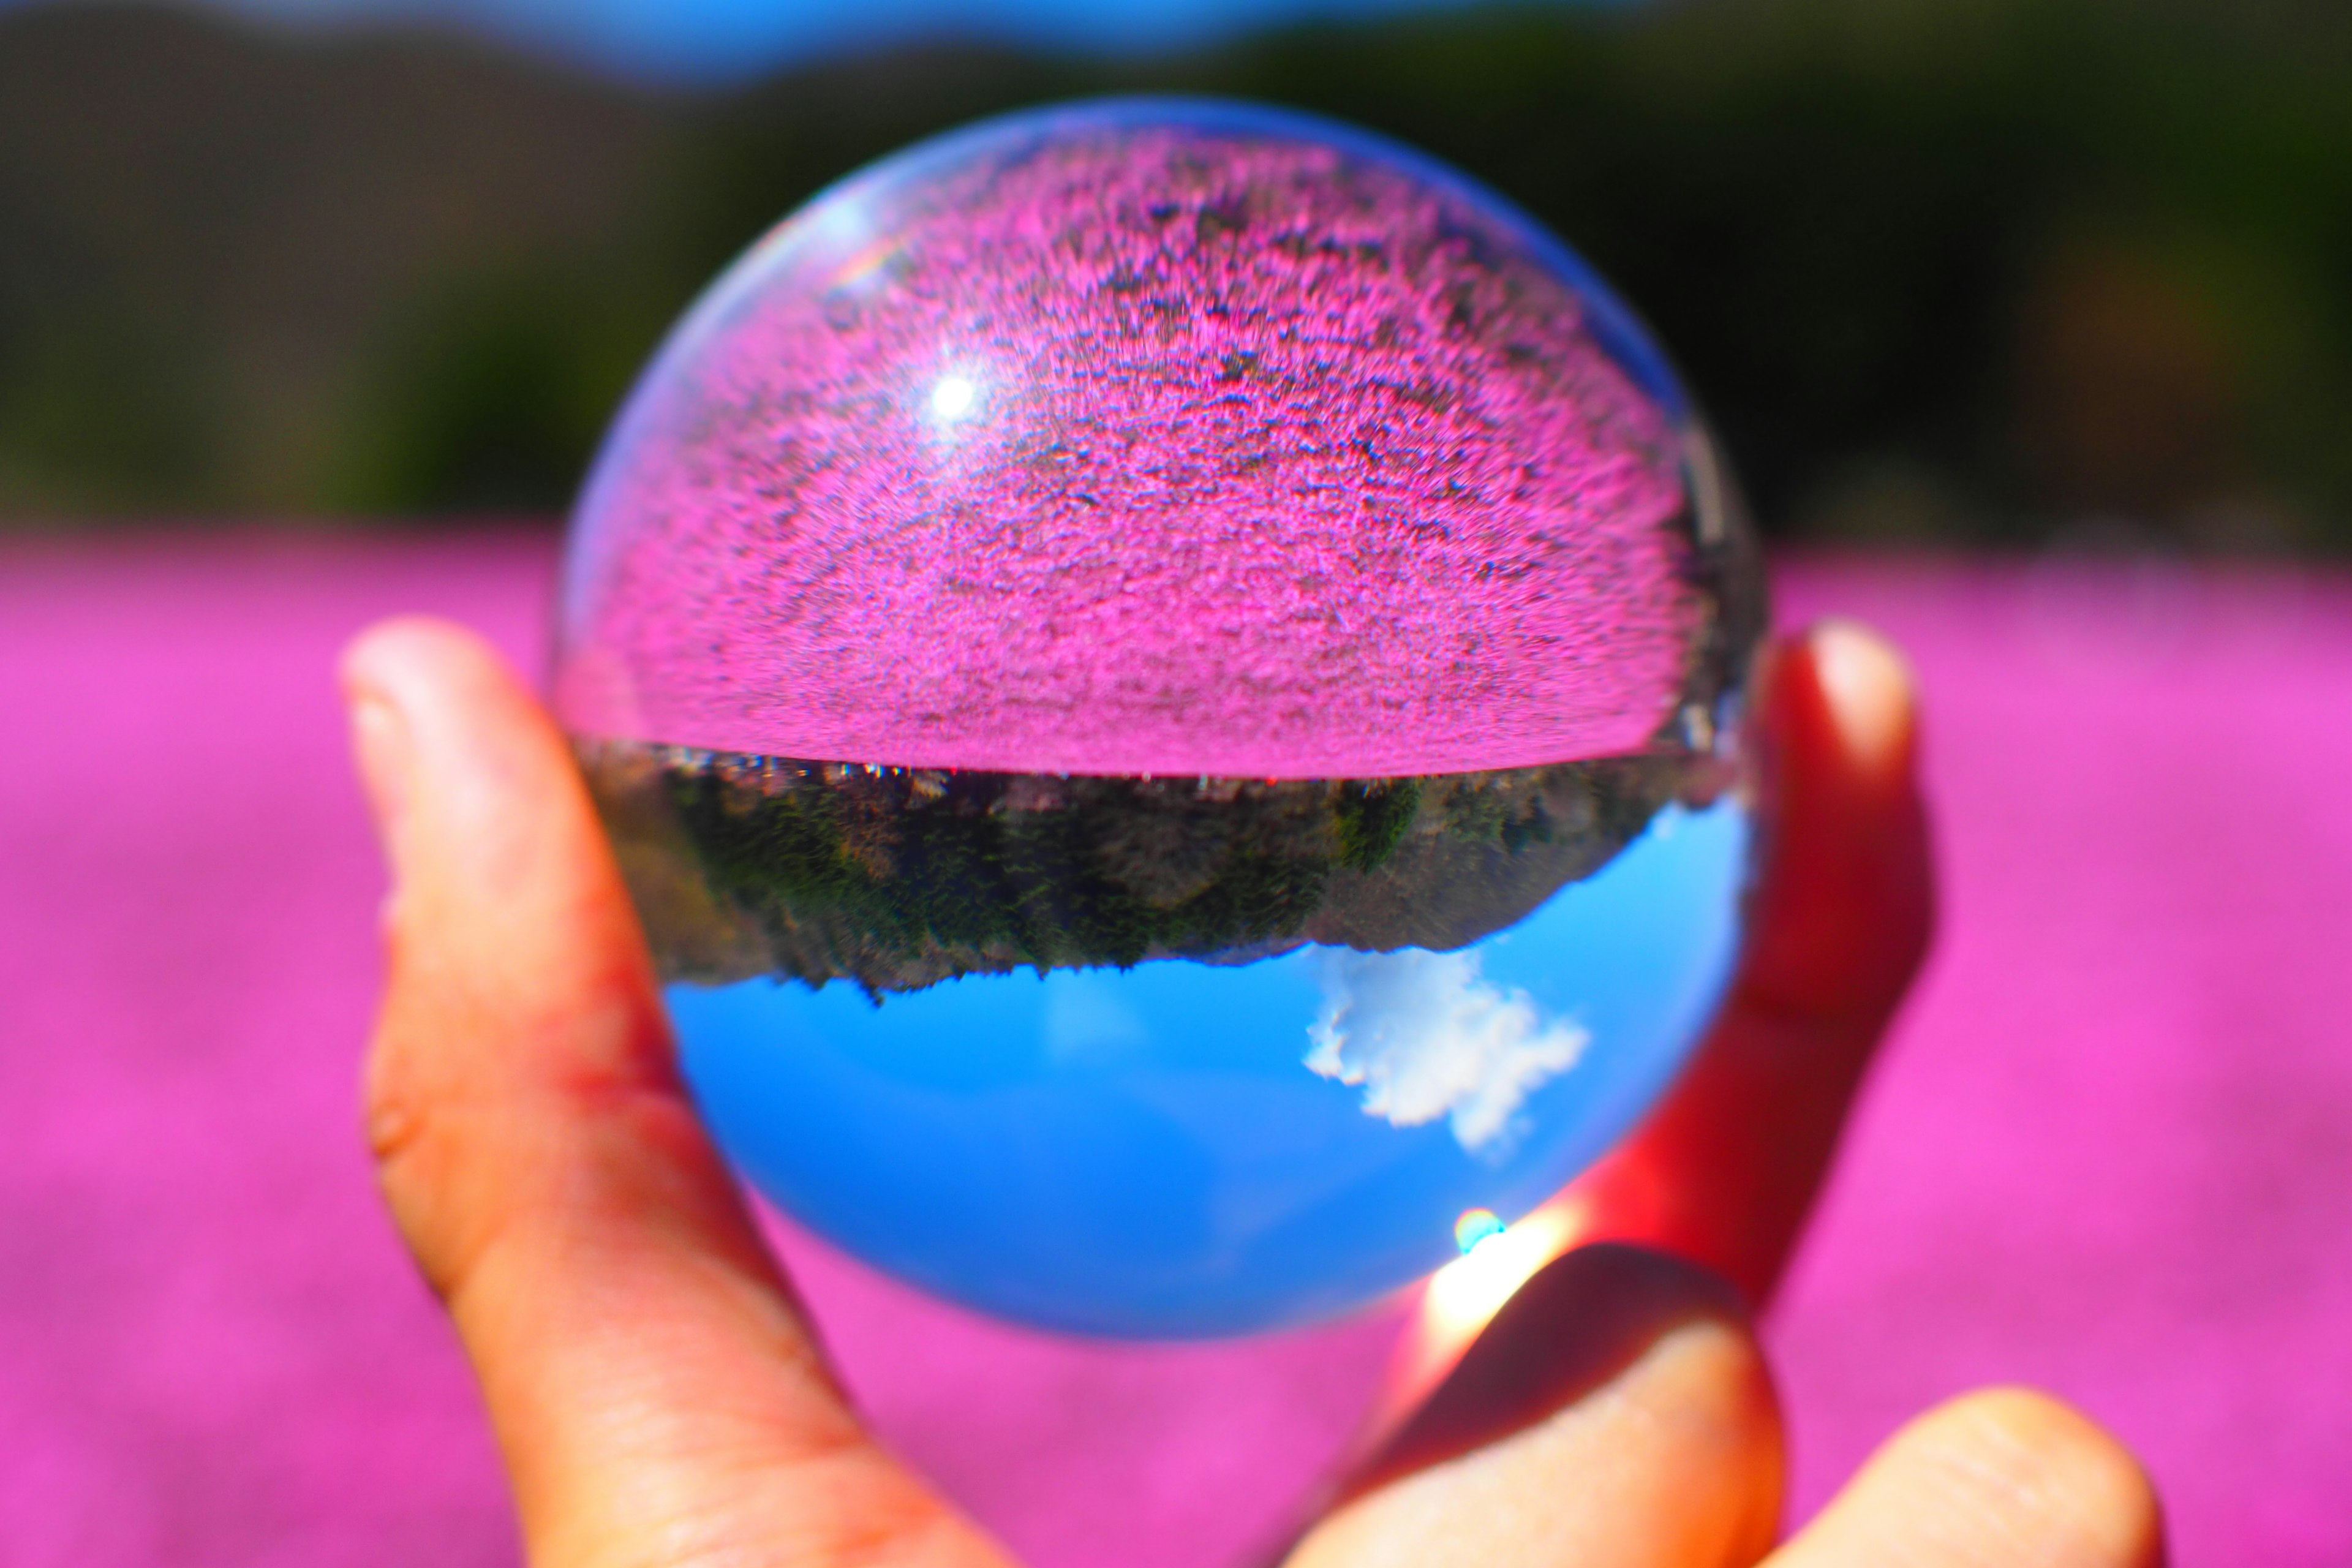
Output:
[930, 373, 978, 421]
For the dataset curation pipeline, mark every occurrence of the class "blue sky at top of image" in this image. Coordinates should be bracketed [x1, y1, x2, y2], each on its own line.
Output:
[3, 0, 1621, 81]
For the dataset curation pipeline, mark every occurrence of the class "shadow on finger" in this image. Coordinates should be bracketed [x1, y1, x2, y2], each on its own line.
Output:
[1343, 1243, 1752, 1497]
[1268, 1245, 1779, 1568]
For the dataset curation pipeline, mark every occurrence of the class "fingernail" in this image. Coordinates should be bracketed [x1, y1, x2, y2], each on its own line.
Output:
[1808, 618, 1917, 778]
[347, 693, 413, 869]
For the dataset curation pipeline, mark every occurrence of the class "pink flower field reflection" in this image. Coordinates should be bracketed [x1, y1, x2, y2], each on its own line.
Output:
[554, 101, 1740, 778]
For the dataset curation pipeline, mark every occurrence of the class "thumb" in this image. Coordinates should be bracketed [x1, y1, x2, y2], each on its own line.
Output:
[344, 616, 1012, 1568]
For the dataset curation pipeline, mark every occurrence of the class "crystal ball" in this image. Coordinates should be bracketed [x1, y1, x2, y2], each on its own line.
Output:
[554, 100, 1765, 1338]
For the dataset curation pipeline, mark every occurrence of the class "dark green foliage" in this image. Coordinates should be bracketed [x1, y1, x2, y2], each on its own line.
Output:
[0, 306, 213, 513]
[1332, 780, 1420, 872]
[603, 748, 1693, 992]
[2, 0, 2349, 543]
[666, 764, 1351, 981]
[327, 266, 662, 514]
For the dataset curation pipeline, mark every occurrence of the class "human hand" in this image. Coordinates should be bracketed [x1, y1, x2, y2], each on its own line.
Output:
[1365, 618, 1944, 1430]
[342, 617, 2162, 1567]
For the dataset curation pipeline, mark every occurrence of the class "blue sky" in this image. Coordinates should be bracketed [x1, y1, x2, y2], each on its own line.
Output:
[21, 0, 1569, 83]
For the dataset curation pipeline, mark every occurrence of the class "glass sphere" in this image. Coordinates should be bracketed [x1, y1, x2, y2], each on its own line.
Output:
[555, 99, 1765, 1339]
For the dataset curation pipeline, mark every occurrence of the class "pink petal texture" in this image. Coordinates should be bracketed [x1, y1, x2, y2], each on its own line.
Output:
[5, 535, 2348, 1567]
[555, 107, 1705, 777]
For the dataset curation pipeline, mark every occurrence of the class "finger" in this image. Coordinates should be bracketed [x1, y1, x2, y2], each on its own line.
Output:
[1284, 1246, 1782, 1568]
[343, 617, 1012, 1568]
[1566, 617, 1936, 1303]
[1381, 622, 1936, 1410]
[1767, 1388, 2165, 1568]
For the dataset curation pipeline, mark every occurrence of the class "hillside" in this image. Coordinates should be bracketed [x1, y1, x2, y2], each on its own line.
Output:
[3, 0, 2348, 546]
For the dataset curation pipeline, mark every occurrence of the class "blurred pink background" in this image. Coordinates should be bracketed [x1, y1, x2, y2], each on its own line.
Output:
[2, 535, 2347, 1566]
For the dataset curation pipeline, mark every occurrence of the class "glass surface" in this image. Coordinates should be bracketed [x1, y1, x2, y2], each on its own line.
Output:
[555, 99, 1767, 1338]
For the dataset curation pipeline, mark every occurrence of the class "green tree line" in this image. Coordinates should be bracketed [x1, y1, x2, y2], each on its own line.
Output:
[2, 0, 2347, 547]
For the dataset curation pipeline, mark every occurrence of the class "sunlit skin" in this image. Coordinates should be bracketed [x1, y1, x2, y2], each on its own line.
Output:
[343, 616, 2166, 1568]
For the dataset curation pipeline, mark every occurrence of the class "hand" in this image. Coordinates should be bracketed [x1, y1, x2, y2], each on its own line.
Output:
[342, 617, 2163, 1568]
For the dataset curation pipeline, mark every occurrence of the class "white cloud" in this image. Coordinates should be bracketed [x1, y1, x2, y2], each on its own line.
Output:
[1303, 948, 1588, 1158]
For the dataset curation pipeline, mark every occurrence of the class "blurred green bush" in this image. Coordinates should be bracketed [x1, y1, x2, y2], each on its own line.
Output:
[2, 0, 2346, 548]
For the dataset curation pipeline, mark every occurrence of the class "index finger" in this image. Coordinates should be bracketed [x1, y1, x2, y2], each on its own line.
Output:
[1581, 617, 1935, 1301]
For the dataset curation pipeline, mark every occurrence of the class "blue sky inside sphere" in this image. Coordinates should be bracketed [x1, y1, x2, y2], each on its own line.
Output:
[7, 0, 1632, 81]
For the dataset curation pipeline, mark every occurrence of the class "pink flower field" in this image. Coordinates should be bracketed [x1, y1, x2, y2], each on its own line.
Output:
[2, 533, 2347, 1567]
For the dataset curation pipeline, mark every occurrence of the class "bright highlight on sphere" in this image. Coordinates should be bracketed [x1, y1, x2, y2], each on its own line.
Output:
[929, 374, 977, 420]
[555, 99, 1766, 1338]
